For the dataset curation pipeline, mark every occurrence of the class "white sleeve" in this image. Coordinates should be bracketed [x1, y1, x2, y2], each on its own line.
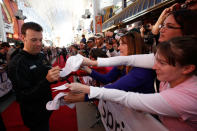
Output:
[109, 50, 119, 57]
[97, 53, 155, 69]
[89, 87, 178, 117]
[106, 50, 111, 57]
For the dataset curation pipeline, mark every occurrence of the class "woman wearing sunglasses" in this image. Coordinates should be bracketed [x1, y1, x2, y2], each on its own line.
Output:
[67, 36, 197, 131]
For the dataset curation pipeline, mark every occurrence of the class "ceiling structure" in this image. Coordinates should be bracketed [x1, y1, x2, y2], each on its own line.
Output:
[16, 0, 123, 47]
[17, 0, 92, 47]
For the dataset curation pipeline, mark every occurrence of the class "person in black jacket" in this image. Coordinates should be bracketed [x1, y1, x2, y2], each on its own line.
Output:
[8, 22, 60, 131]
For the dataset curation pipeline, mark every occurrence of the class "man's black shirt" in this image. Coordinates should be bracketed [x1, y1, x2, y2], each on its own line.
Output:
[8, 50, 53, 127]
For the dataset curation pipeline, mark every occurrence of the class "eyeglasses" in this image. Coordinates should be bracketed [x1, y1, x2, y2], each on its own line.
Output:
[159, 24, 182, 30]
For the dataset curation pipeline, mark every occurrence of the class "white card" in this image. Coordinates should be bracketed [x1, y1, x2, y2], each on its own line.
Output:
[52, 84, 68, 91]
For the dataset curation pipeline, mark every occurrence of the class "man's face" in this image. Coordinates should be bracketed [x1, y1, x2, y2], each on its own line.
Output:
[0, 48, 5, 54]
[0, 47, 7, 54]
[22, 29, 43, 55]
[79, 42, 84, 49]
[3, 46, 9, 53]
[95, 37, 103, 47]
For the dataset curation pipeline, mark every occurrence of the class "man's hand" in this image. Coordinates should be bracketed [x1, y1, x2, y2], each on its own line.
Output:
[46, 66, 60, 82]
[140, 26, 145, 38]
[67, 83, 90, 94]
[106, 43, 113, 50]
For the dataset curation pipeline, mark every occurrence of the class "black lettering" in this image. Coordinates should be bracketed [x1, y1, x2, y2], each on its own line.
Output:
[115, 120, 120, 131]
[121, 121, 125, 131]
[107, 111, 113, 129]
[102, 105, 106, 118]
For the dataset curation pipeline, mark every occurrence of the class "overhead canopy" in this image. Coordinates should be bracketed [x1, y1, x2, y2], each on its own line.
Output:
[17, 0, 91, 47]
[102, 0, 176, 32]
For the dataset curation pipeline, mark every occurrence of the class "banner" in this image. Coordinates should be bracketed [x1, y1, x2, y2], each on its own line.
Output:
[98, 100, 168, 131]
[0, 71, 12, 97]
[95, 15, 102, 33]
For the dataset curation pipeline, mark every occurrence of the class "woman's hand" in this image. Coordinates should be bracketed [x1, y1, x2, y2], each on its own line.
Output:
[67, 83, 90, 94]
[157, 7, 172, 23]
[81, 66, 92, 74]
[64, 92, 85, 103]
[82, 57, 98, 66]
[152, 7, 172, 35]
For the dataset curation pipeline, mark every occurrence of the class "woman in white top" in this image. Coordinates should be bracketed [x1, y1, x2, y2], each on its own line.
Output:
[66, 36, 197, 131]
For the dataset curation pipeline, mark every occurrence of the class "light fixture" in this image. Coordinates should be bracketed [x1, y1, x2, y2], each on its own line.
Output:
[15, 10, 27, 20]
[82, 9, 91, 19]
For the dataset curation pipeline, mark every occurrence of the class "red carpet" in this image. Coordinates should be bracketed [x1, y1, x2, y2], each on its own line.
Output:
[1, 102, 28, 131]
[2, 55, 78, 131]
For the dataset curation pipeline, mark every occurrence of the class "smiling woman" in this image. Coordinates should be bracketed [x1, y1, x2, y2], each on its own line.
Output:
[159, 9, 197, 42]
[153, 37, 197, 87]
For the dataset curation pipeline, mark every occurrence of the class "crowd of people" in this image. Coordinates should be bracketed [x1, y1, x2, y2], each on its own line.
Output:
[0, 0, 197, 131]
[65, 1, 197, 131]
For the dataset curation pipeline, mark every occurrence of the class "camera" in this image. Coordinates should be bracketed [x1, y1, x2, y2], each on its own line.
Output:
[105, 37, 113, 45]
[143, 24, 150, 30]
[143, 24, 151, 34]
[142, 24, 155, 45]
[144, 33, 155, 45]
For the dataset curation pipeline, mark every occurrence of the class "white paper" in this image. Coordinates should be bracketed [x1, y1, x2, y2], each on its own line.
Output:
[1, 72, 7, 82]
[46, 92, 76, 110]
[52, 84, 68, 91]
[60, 54, 83, 77]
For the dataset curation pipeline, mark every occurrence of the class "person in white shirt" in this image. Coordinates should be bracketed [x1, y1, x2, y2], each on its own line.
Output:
[66, 36, 197, 131]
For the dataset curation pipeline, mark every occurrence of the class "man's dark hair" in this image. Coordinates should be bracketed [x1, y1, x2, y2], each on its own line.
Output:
[21, 22, 43, 35]
[89, 48, 107, 60]
[1, 42, 10, 48]
[87, 37, 95, 43]
[174, 0, 186, 4]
